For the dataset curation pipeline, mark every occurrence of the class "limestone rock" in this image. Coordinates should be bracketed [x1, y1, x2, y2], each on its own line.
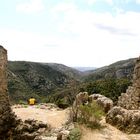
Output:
[73, 92, 89, 107]
[89, 94, 113, 112]
[118, 86, 140, 110]
[106, 106, 140, 133]
[13, 119, 48, 140]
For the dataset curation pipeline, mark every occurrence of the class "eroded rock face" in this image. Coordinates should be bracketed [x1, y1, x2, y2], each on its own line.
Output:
[106, 57, 140, 133]
[0, 46, 17, 139]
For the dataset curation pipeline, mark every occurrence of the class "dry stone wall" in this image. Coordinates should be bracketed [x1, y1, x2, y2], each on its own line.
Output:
[0, 46, 17, 139]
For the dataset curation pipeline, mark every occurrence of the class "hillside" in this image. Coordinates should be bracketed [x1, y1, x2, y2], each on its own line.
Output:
[83, 58, 136, 81]
[8, 61, 80, 103]
[47, 63, 83, 80]
[7, 58, 137, 103]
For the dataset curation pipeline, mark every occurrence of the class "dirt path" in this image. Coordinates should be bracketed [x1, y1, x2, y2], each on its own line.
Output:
[12, 105, 140, 140]
[80, 118, 140, 140]
[12, 105, 69, 128]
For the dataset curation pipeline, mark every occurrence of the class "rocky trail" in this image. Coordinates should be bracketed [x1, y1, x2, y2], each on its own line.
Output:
[12, 104, 140, 140]
[80, 118, 140, 140]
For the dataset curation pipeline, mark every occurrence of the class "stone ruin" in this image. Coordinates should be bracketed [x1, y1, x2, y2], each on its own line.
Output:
[0, 46, 17, 139]
[106, 57, 140, 133]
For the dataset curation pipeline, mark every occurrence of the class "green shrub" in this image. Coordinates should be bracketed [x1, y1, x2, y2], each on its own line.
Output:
[78, 101, 104, 129]
[68, 128, 81, 140]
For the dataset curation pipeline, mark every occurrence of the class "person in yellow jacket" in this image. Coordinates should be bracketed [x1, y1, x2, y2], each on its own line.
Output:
[28, 97, 36, 105]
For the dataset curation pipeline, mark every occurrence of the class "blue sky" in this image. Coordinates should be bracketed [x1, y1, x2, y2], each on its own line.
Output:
[0, 0, 140, 67]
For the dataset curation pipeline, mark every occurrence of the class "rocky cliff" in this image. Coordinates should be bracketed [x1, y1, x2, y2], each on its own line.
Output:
[106, 57, 140, 133]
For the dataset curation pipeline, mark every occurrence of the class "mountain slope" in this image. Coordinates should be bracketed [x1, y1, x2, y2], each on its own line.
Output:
[47, 63, 83, 80]
[8, 61, 79, 103]
[83, 58, 136, 81]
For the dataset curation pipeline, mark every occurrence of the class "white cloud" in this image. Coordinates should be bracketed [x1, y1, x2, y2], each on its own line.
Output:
[16, 0, 44, 14]
[49, 3, 140, 66]
[86, 0, 97, 5]
[1, 2, 140, 67]
[105, 0, 113, 5]
[86, 0, 113, 5]
[136, 0, 140, 4]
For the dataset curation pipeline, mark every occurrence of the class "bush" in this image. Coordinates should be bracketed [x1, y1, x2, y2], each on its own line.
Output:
[56, 98, 69, 109]
[68, 128, 81, 140]
[77, 101, 104, 129]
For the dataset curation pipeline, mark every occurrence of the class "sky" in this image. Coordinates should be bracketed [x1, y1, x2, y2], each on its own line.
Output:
[0, 0, 140, 67]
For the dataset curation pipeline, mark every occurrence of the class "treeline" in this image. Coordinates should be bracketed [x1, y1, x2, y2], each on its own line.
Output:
[45, 78, 132, 108]
[81, 78, 132, 102]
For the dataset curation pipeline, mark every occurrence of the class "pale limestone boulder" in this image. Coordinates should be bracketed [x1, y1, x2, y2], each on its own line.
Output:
[89, 94, 113, 113]
[73, 92, 89, 107]
[106, 106, 140, 133]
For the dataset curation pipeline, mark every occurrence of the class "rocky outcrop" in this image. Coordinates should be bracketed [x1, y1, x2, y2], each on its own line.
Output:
[106, 107, 140, 133]
[106, 57, 140, 133]
[117, 86, 140, 110]
[0, 46, 18, 139]
[73, 92, 113, 113]
[73, 92, 89, 107]
[89, 94, 113, 113]
[13, 119, 48, 140]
